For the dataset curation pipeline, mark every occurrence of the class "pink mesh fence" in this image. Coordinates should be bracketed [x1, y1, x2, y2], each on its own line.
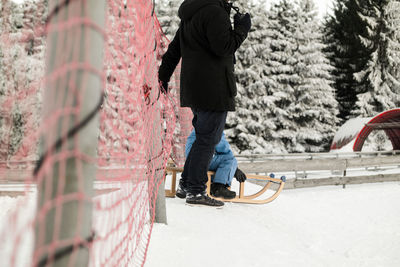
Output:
[0, 0, 192, 266]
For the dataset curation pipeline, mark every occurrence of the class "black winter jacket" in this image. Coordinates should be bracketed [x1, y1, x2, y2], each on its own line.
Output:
[158, 0, 248, 111]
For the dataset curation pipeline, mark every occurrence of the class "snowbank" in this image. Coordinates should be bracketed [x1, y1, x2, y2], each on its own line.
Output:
[146, 182, 400, 267]
[1, 182, 399, 267]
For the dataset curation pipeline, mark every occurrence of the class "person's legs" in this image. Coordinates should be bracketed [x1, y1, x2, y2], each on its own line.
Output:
[209, 158, 236, 199]
[183, 109, 227, 195]
[208, 154, 237, 199]
[209, 154, 237, 186]
[180, 115, 198, 192]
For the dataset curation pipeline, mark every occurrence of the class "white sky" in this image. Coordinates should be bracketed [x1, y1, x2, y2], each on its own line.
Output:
[316, 0, 334, 17]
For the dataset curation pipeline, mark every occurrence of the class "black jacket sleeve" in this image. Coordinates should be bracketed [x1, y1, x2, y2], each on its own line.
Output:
[205, 6, 247, 57]
[158, 28, 182, 83]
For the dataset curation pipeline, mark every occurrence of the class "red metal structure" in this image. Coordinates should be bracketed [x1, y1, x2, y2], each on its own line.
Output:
[353, 109, 400, 151]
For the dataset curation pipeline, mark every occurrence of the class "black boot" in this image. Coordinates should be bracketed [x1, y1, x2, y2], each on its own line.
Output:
[186, 192, 224, 207]
[210, 183, 236, 199]
[176, 180, 187, 199]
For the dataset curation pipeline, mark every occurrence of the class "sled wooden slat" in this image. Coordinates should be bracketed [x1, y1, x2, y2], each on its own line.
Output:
[210, 183, 285, 204]
[239, 182, 245, 198]
[245, 174, 283, 183]
[206, 171, 285, 204]
[165, 166, 285, 204]
[165, 169, 177, 197]
[242, 181, 272, 199]
[206, 171, 212, 197]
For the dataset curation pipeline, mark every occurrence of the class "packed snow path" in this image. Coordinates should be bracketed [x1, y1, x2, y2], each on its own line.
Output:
[0, 182, 399, 266]
[146, 182, 400, 267]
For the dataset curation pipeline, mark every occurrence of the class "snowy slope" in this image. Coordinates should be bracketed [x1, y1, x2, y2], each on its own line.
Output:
[146, 182, 400, 267]
[1, 181, 399, 267]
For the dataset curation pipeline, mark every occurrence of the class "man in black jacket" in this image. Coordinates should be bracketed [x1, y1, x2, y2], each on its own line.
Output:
[158, 0, 251, 206]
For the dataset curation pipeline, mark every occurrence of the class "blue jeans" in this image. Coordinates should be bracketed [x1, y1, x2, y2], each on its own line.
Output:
[185, 130, 237, 186]
[208, 153, 237, 186]
[181, 109, 227, 194]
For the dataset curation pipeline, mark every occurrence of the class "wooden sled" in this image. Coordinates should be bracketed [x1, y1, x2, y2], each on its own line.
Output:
[165, 166, 285, 204]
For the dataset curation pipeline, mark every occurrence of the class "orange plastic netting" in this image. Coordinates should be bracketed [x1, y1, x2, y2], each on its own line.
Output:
[0, 0, 191, 266]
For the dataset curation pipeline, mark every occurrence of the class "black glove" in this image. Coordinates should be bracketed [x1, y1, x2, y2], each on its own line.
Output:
[234, 13, 241, 28]
[234, 13, 251, 34]
[234, 168, 247, 183]
[159, 80, 168, 94]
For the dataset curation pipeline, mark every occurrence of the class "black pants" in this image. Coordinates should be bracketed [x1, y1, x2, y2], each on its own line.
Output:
[181, 109, 228, 195]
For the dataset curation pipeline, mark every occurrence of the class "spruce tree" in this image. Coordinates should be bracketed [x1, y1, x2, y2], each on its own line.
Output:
[290, 0, 339, 152]
[225, 0, 285, 154]
[229, 0, 338, 153]
[0, 0, 46, 160]
[155, 0, 181, 40]
[353, 0, 400, 116]
[323, 0, 372, 120]
[263, 0, 301, 152]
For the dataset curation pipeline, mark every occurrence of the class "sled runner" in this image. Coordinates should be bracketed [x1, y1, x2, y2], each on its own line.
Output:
[165, 165, 285, 204]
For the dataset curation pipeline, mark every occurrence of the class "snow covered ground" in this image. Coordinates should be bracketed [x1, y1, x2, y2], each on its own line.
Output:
[146, 181, 400, 267]
[1, 180, 399, 267]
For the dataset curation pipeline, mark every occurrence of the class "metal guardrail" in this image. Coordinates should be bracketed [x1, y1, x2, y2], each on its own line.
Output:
[235, 150, 400, 189]
[236, 150, 400, 172]
[1, 151, 400, 188]
[238, 155, 400, 173]
[235, 150, 400, 160]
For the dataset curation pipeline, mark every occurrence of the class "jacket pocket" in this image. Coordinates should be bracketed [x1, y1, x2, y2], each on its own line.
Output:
[225, 68, 237, 97]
